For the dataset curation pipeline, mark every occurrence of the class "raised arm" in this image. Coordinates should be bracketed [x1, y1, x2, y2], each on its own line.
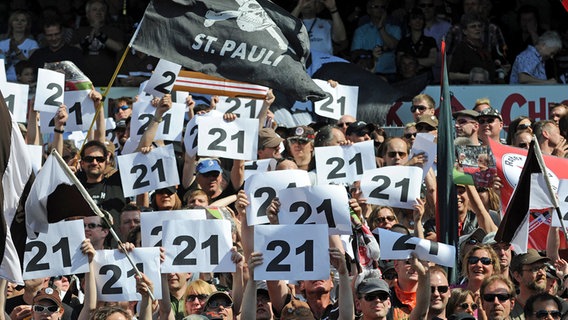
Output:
[330, 247, 355, 320]
[466, 185, 498, 233]
[137, 94, 172, 151]
[409, 253, 430, 320]
[77, 239, 97, 320]
[90, 89, 105, 143]
[51, 104, 68, 156]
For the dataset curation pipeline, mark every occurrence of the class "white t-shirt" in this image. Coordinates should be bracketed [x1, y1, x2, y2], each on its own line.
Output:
[0, 37, 39, 82]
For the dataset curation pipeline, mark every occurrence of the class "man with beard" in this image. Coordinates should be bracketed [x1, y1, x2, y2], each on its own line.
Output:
[167, 273, 192, 320]
[510, 249, 550, 319]
[427, 266, 451, 320]
[481, 275, 516, 320]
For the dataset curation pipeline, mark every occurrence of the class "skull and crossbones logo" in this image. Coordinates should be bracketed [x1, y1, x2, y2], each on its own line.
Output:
[204, 0, 288, 50]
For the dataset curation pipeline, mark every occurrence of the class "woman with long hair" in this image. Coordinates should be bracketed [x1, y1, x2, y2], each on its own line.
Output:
[0, 10, 38, 81]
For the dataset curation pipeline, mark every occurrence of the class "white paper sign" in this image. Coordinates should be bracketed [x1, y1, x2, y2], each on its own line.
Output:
[0, 58, 6, 83]
[161, 219, 235, 273]
[376, 229, 456, 268]
[94, 247, 162, 301]
[244, 158, 277, 181]
[23, 220, 89, 279]
[216, 97, 263, 119]
[198, 116, 259, 160]
[254, 224, 329, 280]
[144, 59, 182, 97]
[3, 82, 29, 122]
[39, 90, 96, 134]
[183, 111, 224, 157]
[409, 133, 436, 179]
[140, 210, 207, 247]
[278, 185, 351, 234]
[315, 140, 376, 185]
[130, 100, 185, 141]
[35, 68, 65, 112]
[26, 144, 43, 174]
[244, 170, 312, 226]
[313, 79, 358, 120]
[117, 144, 180, 197]
[360, 166, 423, 209]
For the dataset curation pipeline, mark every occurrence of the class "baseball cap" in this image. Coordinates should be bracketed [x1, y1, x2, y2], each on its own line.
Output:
[280, 299, 315, 320]
[33, 287, 63, 309]
[356, 277, 390, 295]
[196, 159, 222, 174]
[202, 291, 233, 319]
[477, 108, 502, 121]
[258, 128, 283, 148]
[453, 109, 479, 119]
[416, 115, 439, 128]
[510, 248, 550, 272]
[346, 121, 376, 136]
[288, 126, 315, 140]
[155, 186, 176, 194]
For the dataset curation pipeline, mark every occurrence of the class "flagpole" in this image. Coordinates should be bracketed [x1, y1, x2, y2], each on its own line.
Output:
[531, 136, 568, 244]
[50, 149, 156, 301]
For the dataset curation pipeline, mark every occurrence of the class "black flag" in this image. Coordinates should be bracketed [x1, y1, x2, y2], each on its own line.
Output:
[133, 0, 326, 102]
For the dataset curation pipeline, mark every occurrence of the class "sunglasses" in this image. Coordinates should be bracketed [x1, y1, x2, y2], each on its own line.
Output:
[187, 294, 209, 302]
[418, 3, 434, 8]
[410, 104, 428, 113]
[478, 117, 497, 125]
[467, 256, 492, 265]
[383, 272, 397, 280]
[387, 151, 407, 158]
[287, 137, 310, 145]
[416, 124, 436, 131]
[482, 293, 511, 302]
[517, 123, 531, 130]
[82, 156, 106, 163]
[363, 291, 390, 301]
[460, 302, 478, 310]
[404, 132, 417, 139]
[114, 105, 130, 114]
[455, 119, 476, 125]
[208, 299, 233, 308]
[431, 285, 449, 294]
[518, 142, 529, 149]
[84, 223, 103, 229]
[33, 305, 59, 313]
[375, 216, 396, 223]
[533, 310, 562, 319]
[337, 122, 353, 128]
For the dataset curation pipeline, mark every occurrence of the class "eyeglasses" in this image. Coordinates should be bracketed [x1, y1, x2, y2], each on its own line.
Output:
[455, 119, 476, 125]
[518, 142, 529, 149]
[114, 105, 130, 113]
[387, 151, 407, 158]
[478, 117, 497, 125]
[337, 122, 353, 128]
[404, 132, 417, 139]
[460, 302, 478, 311]
[522, 264, 546, 273]
[431, 286, 449, 294]
[287, 137, 310, 145]
[533, 310, 562, 319]
[82, 156, 106, 163]
[467, 256, 492, 265]
[410, 104, 428, 113]
[84, 223, 103, 229]
[187, 294, 209, 302]
[383, 272, 397, 280]
[363, 291, 390, 301]
[418, 3, 435, 8]
[375, 216, 396, 224]
[416, 124, 436, 131]
[482, 293, 512, 302]
[33, 305, 59, 313]
[207, 299, 233, 308]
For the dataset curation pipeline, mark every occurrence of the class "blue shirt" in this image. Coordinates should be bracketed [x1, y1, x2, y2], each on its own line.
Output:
[510, 45, 546, 84]
[351, 22, 401, 74]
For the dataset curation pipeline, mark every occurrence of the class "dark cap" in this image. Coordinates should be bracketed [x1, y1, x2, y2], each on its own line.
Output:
[258, 128, 283, 148]
[33, 287, 63, 309]
[280, 299, 315, 320]
[448, 312, 476, 320]
[511, 248, 550, 272]
[155, 186, 176, 195]
[196, 159, 222, 174]
[416, 115, 439, 128]
[289, 126, 315, 140]
[346, 121, 376, 136]
[477, 108, 502, 121]
[453, 109, 479, 120]
[203, 291, 233, 317]
[356, 277, 390, 294]
[459, 228, 487, 248]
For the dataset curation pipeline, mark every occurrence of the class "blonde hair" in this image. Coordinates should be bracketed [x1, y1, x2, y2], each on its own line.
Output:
[474, 98, 491, 109]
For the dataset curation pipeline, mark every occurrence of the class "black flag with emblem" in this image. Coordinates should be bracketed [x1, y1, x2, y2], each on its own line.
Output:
[132, 0, 326, 102]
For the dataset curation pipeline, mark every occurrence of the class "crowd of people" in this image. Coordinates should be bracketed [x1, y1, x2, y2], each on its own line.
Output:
[2, 0, 568, 320]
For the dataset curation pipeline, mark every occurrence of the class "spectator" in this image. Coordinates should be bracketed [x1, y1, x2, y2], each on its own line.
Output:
[524, 293, 563, 320]
[83, 214, 110, 250]
[0, 9, 38, 82]
[483, 233, 513, 281]
[257, 128, 283, 160]
[185, 280, 216, 317]
[509, 249, 550, 319]
[382, 137, 409, 166]
[428, 266, 451, 320]
[480, 275, 516, 320]
[507, 5, 543, 63]
[506, 116, 533, 146]
[118, 203, 141, 241]
[402, 122, 417, 147]
[462, 244, 500, 298]
[367, 205, 399, 231]
[509, 31, 562, 84]
[392, 53, 421, 83]
[533, 120, 567, 157]
[314, 125, 348, 147]
[351, 0, 401, 77]
[28, 19, 83, 70]
[410, 93, 436, 122]
[200, 291, 233, 320]
[396, 8, 437, 75]
[468, 67, 490, 84]
[388, 254, 431, 320]
[111, 96, 134, 122]
[416, 114, 438, 137]
[513, 131, 533, 150]
[453, 109, 480, 145]
[446, 289, 477, 317]
[286, 126, 315, 171]
[354, 272, 392, 320]
[477, 108, 504, 145]
[346, 121, 375, 142]
[336, 114, 357, 135]
[549, 102, 568, 125]
[473, 98, 491, 113]
[151, 186, 182, 211]
[418, 0, 451, 83]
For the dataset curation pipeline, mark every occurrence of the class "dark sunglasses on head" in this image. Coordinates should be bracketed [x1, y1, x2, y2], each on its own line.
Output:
[33, 305, 59, 313]
[364, 291, 390, 301]
[431, 285, 449, 294]
[460, 302, 478, 310]
[410, 104, 428, 113]
[467, 256, 492, 265]
[482, 293, 511, 302]
[114, 105, 130, 113]
[187, 294, 208, 302]
[533, 310, 562, 319]
[478, 117, 497, 125]
[82, 156, 106, 163]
